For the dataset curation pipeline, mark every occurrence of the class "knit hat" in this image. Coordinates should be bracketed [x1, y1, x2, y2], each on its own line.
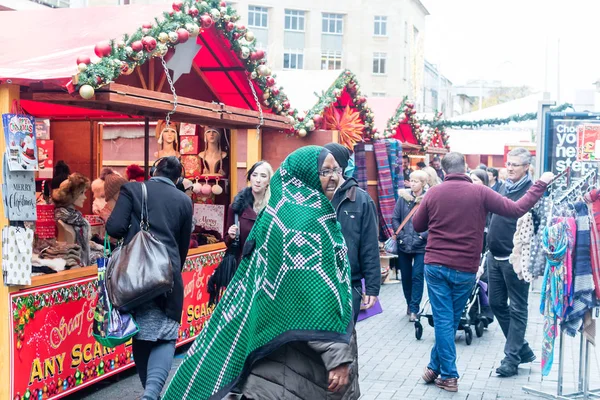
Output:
[103, 170, 128, 201]
[324, 143, 351, 172]
[126, 164, 146, 182]
[52, 173, 90, 207]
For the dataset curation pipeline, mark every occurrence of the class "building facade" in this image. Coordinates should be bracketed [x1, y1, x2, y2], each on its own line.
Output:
[422, 60, 453, 115]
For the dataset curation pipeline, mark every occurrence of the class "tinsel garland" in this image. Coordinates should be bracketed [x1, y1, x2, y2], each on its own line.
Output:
[72, 0, 293, 129]
[291, 70, 375, 138]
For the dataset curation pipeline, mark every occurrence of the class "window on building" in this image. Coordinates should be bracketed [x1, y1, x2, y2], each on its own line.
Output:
[372, 92, 386, 97]
[283, 50, 304, 69]
[248, 6, 268, 28]
[373, 52, 387, 75]
[285, 9, 305, 31]
[321, 51, 343, 70]
[322, 13, 344, 34]
[374, 16, 387, 36]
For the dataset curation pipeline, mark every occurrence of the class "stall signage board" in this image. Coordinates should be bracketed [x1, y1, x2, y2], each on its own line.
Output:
[10, 249, 223, 399]
[10, 277, 135, 400]
[178, 248, 224, 344]
[2, 156, 37, 221]
[544, 112, 600, 192]
[576, 123, 600, 162]
[2, 113, 39, 171]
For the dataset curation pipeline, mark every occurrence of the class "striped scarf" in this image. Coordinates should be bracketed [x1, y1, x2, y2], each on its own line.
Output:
[352, 143, 368, 192]
[386, 139, 403, 201]
[374, 140, 396, 238]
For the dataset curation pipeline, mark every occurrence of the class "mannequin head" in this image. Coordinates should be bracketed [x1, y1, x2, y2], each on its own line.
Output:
[204, 128, 221, 147]
[52, 173, 91, 208]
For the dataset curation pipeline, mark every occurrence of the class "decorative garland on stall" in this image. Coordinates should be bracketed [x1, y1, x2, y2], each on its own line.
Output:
[421, 111, 450, 152]
[71, 0, 293, 124]
[382, 96, 424, 144]
[292, 70, 375, 138]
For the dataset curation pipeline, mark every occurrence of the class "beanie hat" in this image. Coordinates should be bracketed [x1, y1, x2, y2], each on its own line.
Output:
[104, 170, 128, 201]
[52, 173, 90, 207]
[324, 143, 351, 172]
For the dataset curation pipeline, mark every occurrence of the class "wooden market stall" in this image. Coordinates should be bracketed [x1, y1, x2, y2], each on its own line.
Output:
[0, 2, 292, 399]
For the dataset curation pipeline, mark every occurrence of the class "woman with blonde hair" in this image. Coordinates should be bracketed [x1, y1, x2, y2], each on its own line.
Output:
[392, 169, 429, 321]
[225, 161, 274, 260]
[423, 166, 441, 188]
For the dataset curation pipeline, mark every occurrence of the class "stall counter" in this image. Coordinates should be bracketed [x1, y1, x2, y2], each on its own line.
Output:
[5, 243, 225, 400]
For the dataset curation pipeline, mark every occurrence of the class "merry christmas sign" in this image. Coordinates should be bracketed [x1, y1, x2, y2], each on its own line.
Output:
[3, 114, 39, 171]
[193, 204, 225, 236]
[2, 156, 37, 221]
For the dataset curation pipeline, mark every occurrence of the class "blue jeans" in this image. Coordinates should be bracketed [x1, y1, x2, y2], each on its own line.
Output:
[397, 252, 425, 313]
[425, 264, 476, 379]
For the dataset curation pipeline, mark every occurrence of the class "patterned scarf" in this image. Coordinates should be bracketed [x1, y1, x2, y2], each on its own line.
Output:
[386, 139, 402, 201]
[563, 202, 596, 336]
[504, 173, 532, 195]
[164, 146, 353, 400]
[374, 140, 396, 238]
[54, 206, 90, 265]
[352, 143, 368, 191]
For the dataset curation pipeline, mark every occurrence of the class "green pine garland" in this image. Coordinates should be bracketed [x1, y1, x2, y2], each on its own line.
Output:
[74, 0, 293, 125]
[292, 70, 375, 138]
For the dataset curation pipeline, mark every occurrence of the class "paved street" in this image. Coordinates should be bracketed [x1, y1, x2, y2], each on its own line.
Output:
[67, 275, 600, 399]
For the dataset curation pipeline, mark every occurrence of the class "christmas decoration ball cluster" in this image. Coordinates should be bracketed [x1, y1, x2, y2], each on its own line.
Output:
[73, 0, 293, 126]
[292, 70, 376, 139]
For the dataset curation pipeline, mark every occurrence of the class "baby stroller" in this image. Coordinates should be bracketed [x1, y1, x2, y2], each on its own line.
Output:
[414, 255, 493, 345]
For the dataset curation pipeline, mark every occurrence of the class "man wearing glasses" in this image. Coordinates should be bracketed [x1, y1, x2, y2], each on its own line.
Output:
[324, 143, 380, 323]
[487, 147, 537, 377]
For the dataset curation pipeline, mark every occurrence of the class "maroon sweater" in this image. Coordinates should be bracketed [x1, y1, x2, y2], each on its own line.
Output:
[412, 174, 548, 273]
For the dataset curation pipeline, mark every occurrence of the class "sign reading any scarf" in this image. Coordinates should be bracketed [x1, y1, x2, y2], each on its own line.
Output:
[178, 248, 224, 344]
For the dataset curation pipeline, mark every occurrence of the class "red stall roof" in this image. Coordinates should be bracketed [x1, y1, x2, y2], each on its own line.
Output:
[0, 4, 268, 112]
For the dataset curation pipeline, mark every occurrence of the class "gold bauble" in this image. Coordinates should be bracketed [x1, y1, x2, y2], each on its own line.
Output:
[158, 32, 169, 43]
[77, 63, 88, 73]
[298, 128, 307, 137]
[79, 84, 95, 100]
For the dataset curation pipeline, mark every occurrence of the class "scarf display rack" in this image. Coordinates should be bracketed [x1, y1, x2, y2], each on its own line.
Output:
[523, 169, 600, 399]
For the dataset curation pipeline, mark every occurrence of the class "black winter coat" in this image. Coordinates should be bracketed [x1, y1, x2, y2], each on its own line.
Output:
[106, 179, 193, 323]
[331, 178, 380, 296]
[392, 189, 428, 254]
[224, 187, 257, 261]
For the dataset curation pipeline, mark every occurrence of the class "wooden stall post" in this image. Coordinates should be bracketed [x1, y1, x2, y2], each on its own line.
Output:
[246, 129, 261, 172]
[229, 129, 238, 203]
[0, 83, 20, 400]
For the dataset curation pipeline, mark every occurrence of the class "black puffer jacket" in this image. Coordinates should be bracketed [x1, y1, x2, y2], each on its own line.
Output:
[392, 189, 428, 254]
[240, 330, 360, 400]
[331, 178, 380, 296]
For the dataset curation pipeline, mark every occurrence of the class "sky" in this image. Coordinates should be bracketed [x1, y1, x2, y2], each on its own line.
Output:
[422, 0, 600, 102]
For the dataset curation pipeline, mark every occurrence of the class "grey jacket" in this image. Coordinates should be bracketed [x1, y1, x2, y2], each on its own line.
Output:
[240, 330, 360, 400]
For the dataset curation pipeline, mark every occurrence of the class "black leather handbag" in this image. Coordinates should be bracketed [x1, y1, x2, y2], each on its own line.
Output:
[106, 183, 173, 312]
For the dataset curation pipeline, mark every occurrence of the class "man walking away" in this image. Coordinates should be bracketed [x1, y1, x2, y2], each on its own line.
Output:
[487, 148, 537, 377]
[413, 152, 553, 393]
[431, 156, 444, 182]
[325, 143, 380, 323]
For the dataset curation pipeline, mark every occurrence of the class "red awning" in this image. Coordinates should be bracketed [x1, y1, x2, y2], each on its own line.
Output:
[0, 4, 266, 112]
[20, 100, 139, 120]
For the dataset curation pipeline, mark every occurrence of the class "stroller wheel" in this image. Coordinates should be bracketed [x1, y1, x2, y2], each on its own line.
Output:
[475, 320, 485, 338]
[415, 321, 423, 340]
[464, 327, 473, 345]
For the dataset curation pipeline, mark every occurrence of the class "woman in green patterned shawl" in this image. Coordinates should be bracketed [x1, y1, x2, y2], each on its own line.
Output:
[164, 146, 357, 400]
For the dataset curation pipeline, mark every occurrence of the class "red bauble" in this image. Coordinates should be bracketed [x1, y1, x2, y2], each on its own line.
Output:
[266, 77, 275, 87]
[313, 114, 323, 127]
[225, 21, 235, 31]
[232, 32, 240, 40]
[219, 0, 226, 6]
[188, 6, 198, 16]
[177, 28, 190, 43]
[76, 55, 91, 65]
[283, 101, 291, 109]
[271, 87, 280, 96]
[131, 41, 143, 52]
[172, 1, 183, 11]
[142, 22, 152, 29]
[201, 14, 214, 29]
[297, 116, 304, 122]
[237, 24, 246, 32]
[94, 41, 112, 58]
[142, 36, 157, 51]
[96, 76, 103, 84]
[164, 47, 176, 62]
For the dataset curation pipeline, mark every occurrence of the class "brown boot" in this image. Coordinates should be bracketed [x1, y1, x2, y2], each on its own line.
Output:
[435, 377, 458, 392]
[422, 367, 438, 384]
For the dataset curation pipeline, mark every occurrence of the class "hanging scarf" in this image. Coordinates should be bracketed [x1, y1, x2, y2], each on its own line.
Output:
[530, 197, 552, 278]
[164, 146, 353, 400]
[386, 139, 402, 201]
[563, 202, 596, 336]
[540, 217, 575, 376]
[584, 189, 600, 299]
[510, 212, 534, 282]
[505, 173, 532, 195]
[352, 143, 368, 191]
[54, 206, 90, 265]
[374, 140, 395, 238]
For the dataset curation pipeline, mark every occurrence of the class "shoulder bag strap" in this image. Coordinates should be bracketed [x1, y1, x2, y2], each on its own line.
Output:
[140, 182, 149, 231]
[394, 204, 419, 236]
